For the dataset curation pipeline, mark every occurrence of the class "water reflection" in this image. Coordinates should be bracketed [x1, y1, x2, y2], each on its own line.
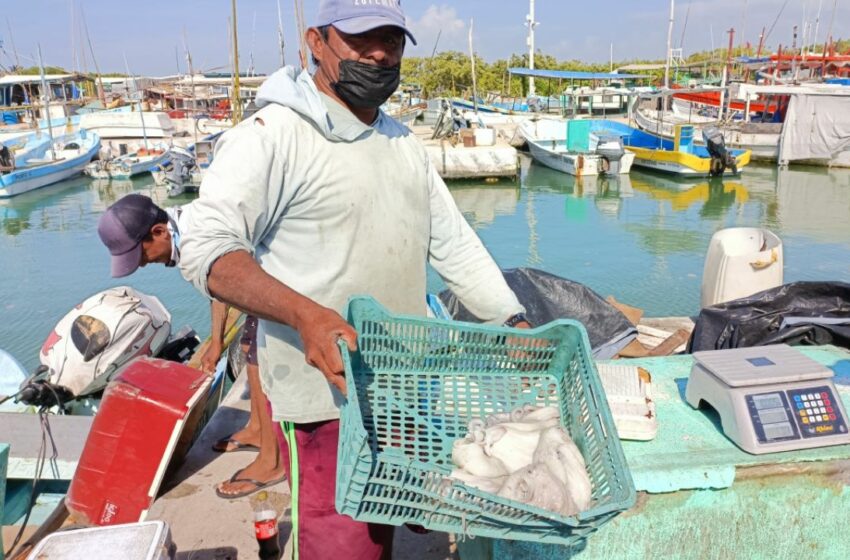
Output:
[2, 160, 850, 370]
[450, 183, 520, 228]
[449, 157, 850, 316]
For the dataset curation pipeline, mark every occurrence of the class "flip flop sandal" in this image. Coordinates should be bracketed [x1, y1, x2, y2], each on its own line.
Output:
[211, 435, 260, 453]
[215, 469, 288, 500]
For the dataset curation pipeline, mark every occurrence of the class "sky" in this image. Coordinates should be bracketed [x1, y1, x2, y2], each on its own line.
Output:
[2, 1, 848, 76]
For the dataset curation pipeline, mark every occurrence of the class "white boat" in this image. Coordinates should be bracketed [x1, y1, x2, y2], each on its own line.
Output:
[634, 83, 850, 167]
[79, 110, 175, 140]
[85, 142, 171, 180]
[562, 85, 629, 113]
[519, 118, 635, 177]
[0, 130, 100, 198]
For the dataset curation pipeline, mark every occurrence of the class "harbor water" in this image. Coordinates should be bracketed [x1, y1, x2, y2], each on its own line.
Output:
[2, 158, 850, 370]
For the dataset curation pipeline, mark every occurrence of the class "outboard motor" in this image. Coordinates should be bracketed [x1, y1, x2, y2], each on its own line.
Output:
[31, 286, 172, 403]
[165, 146, 197, 196]
[594, 134, 626, 176]
[702, 126, 737, 176]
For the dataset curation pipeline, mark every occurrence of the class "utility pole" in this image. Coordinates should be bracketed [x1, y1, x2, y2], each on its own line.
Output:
[664, 0, 675, 89]
[526, 0, 538, 97]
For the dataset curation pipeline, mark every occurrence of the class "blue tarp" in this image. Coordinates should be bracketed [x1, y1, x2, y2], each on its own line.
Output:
[508, 68, 646, 80]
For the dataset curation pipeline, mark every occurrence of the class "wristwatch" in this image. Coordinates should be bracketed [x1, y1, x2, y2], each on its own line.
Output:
[504, 313, 531, 328]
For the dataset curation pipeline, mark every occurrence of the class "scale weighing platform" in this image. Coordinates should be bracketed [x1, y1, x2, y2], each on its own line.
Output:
[685, 344, 850, 454]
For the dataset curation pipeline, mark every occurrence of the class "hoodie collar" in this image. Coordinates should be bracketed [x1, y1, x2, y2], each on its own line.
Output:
[256, 66, 385, 143]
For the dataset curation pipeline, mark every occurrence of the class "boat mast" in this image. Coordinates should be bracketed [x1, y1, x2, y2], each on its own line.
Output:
[230, 0, 243, 124]
[276, 0, 286, 67]
[664, 0, 675, 89]
[37, 45, 57, 161]
[526, 0, 537, 97]
[80, 6, 106, 107]
[123, 52, 149, 150]
[468, 19, 479, 116]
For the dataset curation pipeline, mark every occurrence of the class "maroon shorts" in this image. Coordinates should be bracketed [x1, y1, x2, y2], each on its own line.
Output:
[277, 419, 394, 560]
[239, 315, 258, 366]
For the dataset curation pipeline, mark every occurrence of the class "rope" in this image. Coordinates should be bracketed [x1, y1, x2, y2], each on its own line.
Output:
[282, 421, 300, 560]
[4, 409, 59, 557]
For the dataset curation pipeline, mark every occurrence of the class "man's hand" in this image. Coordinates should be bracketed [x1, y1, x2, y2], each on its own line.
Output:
[199, 341, 224, 375]
[294, 302, 357, 394]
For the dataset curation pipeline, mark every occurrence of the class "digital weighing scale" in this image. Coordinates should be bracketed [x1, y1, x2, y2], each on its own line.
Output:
[685, 344, 850, 454]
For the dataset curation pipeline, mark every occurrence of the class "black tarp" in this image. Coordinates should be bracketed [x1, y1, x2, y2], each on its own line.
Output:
[439, 267, 637, 359]
[688, 281, 850, 352]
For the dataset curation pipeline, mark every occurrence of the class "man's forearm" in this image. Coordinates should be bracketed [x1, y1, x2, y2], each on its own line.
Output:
[207, 250, 314, 330]
[210, 300, 229, 345]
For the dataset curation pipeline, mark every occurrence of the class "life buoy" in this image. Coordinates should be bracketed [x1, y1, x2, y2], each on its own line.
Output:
[599, 156, 611, 174]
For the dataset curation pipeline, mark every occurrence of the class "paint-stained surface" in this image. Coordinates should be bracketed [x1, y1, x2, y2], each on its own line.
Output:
[458, 346, 850, 560]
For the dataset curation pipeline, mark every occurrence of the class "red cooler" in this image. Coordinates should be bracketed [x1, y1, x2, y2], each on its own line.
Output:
[66, 356, 211, 525]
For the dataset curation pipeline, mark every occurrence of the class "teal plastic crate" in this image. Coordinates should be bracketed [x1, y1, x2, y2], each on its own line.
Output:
[336, 297, 636, 545]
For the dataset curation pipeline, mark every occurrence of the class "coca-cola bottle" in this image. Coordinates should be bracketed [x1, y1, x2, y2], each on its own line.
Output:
[252, 490, 281, 560]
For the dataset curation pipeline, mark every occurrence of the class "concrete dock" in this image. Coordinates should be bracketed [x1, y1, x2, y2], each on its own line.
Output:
[147, 314, 694, 558]
[148, 370, 457, 559]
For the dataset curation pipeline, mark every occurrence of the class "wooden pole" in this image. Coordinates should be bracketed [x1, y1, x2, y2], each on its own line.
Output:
[231, 0, 243, 124]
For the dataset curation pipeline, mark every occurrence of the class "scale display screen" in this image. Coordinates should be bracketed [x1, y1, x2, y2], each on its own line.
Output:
[746, 391, 799, 443]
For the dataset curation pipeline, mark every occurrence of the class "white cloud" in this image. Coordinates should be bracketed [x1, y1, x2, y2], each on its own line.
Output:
[407, 5, 467, 54]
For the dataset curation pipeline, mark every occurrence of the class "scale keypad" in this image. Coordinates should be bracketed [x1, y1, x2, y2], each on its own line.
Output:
[788, 386, 848, 439]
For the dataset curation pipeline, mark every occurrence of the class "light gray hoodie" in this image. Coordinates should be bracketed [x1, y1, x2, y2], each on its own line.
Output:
[179, 68, 523, 422]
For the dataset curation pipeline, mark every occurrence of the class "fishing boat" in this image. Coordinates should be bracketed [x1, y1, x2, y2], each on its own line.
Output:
[634, 84, 850, 166]
[519, 117, 635, 177]
[588, 120, 751, 177]
[0, 287, 240, 554]
[84, 142, 171, 180]
[0, 130, 100, 198]
[152, 132, 222, 197]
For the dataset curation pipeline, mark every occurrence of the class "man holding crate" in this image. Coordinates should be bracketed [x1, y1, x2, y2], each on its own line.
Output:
[178, 0, 528, 557]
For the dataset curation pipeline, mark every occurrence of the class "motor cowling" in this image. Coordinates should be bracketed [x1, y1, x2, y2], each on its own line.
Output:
[702, 126, 737, 176]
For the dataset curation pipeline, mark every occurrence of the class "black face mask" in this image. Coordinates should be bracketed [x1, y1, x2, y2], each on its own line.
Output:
[332, 59, 401, 109]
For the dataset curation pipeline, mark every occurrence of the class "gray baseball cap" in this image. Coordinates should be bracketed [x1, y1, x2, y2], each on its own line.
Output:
[97, 194, 161, 278]
[317, 0, 417, 45]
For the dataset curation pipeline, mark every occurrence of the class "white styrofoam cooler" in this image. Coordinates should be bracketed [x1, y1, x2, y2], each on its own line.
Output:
[701, 227, 784, 309]
[26, 520, 175, 560]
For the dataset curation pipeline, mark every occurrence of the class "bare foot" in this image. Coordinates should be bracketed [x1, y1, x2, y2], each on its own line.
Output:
[215, 458, 287, 499]
[212, 426, 262, 452]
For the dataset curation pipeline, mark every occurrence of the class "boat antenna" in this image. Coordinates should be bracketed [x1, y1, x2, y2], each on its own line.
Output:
[276, 0, 286, 67]
[37, 44, 57, 161]
[183, 28, 198, 146]
[123, 52, 149, 150]
[5, 17, 37, 125]
[526, 0, 538, 97]
[468, 18, 479, 116]
[230, 0, 243, 124]
[248, 10, 256, 77]
[678, 0, 691, 50]
[812, 0, 824, 53]
[80, 6, 106, 107]
[664, 0, 675, 88]
[826, 0, 838, 47]
[765, 0, 790, 43]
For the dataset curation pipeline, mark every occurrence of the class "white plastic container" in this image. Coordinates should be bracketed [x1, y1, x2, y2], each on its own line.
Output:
[473, 128, 496, 147]
[701, 227, 784, 309]
[26, 520, 175, 560]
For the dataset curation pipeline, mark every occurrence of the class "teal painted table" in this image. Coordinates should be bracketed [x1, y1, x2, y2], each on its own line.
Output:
[458, 345, 850, 560]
